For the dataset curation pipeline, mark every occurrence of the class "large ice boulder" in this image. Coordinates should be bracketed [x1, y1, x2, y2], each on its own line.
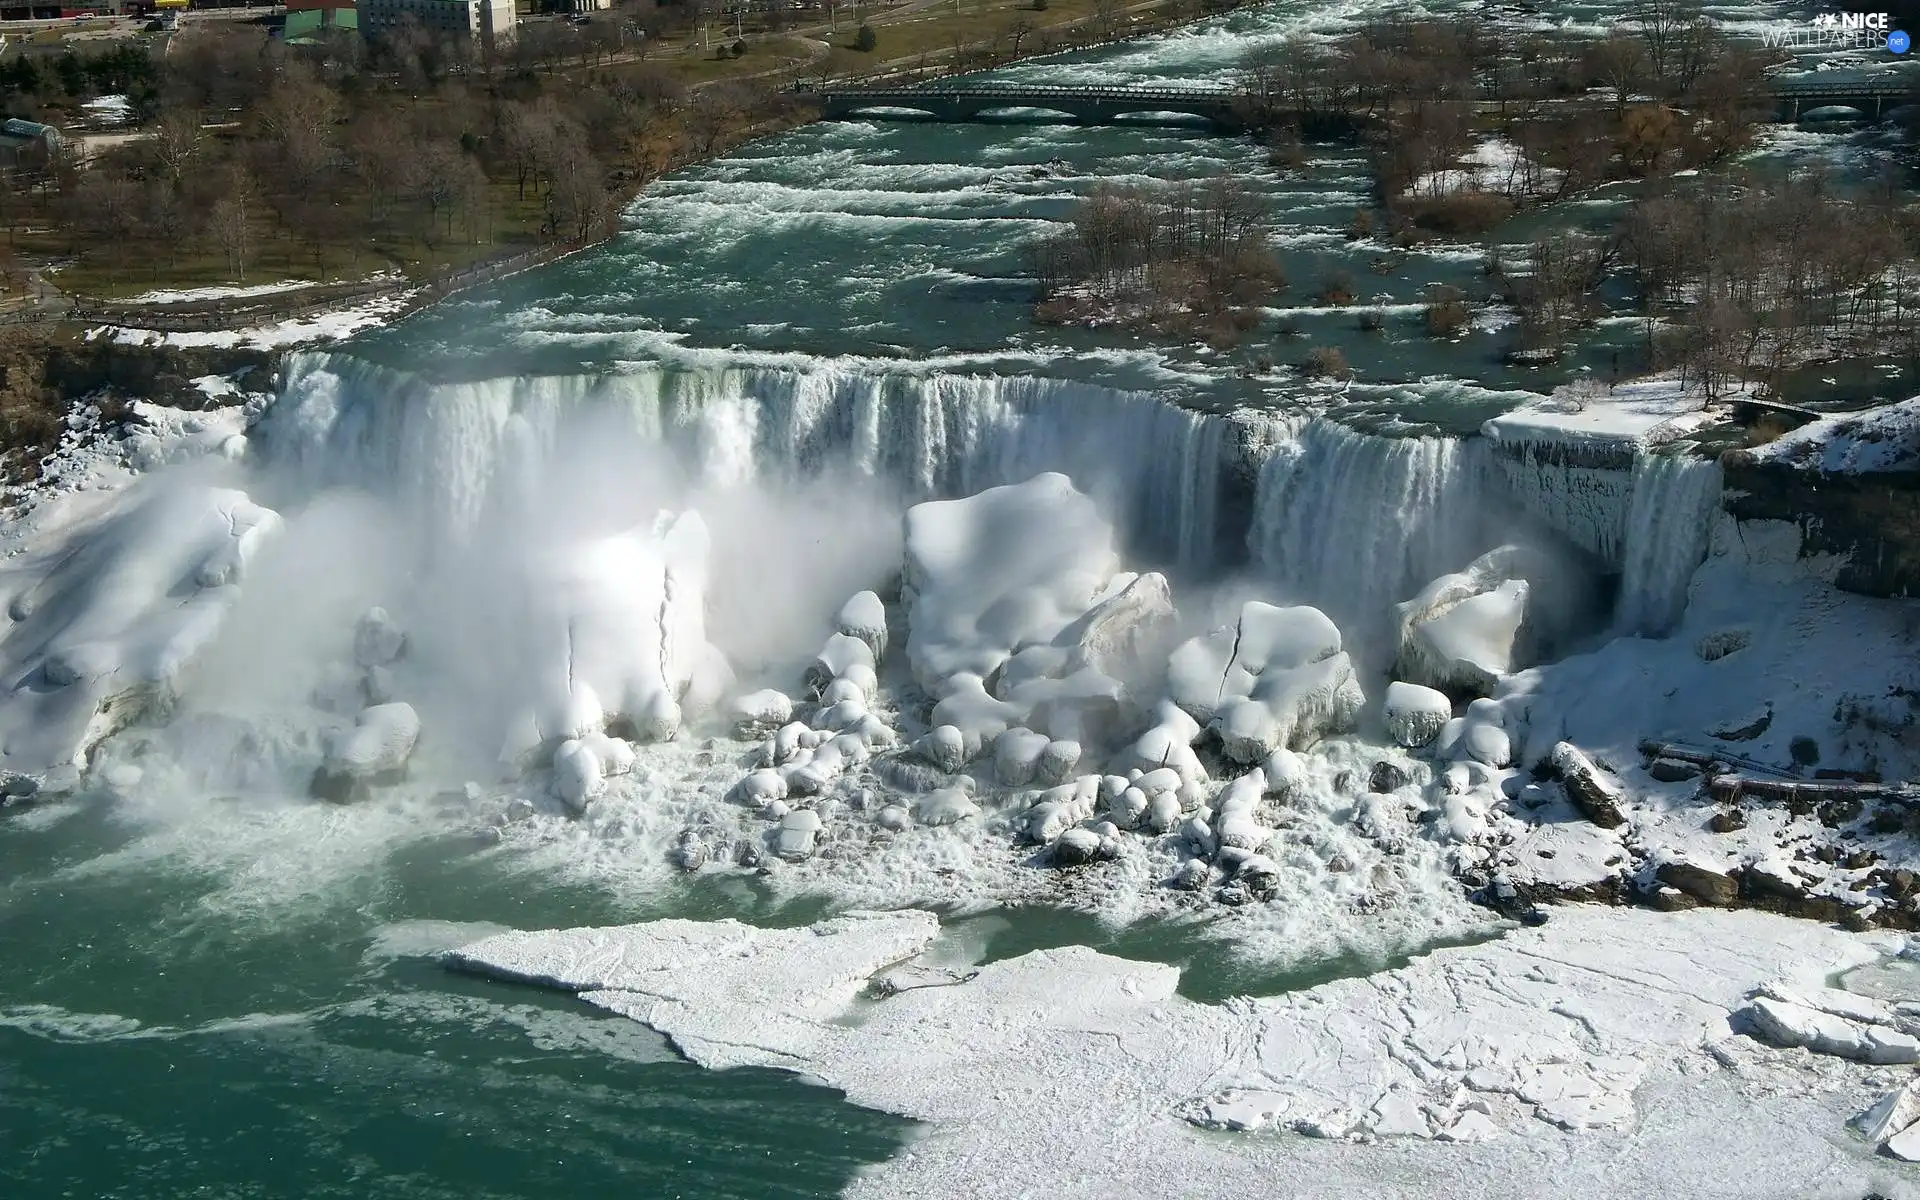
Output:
[1394, 546, 1535, 695]
[807, 633, 876, 693]
[1045, 570, 1177, 683]
[1118, 699, 1208, 783]
[1383, 682, 1452, 749]
[352, 607, 407, 668]
[313, 702, 421, 802]
[835, 590, 888, 660]
[0, 483, 282, 778]
[1168, 603, 1363, 763]
[551, 737, 605, 814]
[728, 689, 793, 736]
[1213, 771, 1272, 851]
[999, 570, 1175, 744]
[1434, 698, 1513, 768]
[518, 510, 723, 746]
[901, 473, 1121, 692]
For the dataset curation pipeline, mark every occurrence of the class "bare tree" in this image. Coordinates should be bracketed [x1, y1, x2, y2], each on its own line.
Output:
[1585, 34, 1646, 114]
[71, 170, 141, 275]
[152, 108, 205, 184]
[1004, 17, 1036, 58]
[1628, 0, 1698, 83]
[206, 171, 258, 281]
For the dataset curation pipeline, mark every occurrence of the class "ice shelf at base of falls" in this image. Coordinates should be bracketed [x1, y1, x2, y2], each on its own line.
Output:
[448, 906, 1905, 1200]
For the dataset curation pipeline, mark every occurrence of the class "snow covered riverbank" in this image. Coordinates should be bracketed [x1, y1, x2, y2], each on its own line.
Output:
[449, 906, 1915, 1199]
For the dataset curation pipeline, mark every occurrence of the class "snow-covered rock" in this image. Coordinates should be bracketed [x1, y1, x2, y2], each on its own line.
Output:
[1749, 396, 1920, 473]
[1036, 739, 1080, 785]
[326, 702, 420, 778]
[0, 483, 283, 776]
[551, 738, 604, 814]
[1168, 602, 1363, 763]
[930, 673, 1022, 746]
[1213, 771, 1272, 851]
[776, 808, 822, 860]
[808, 632, 876, 693]
[352, 606, 407, 668]
[577, 732, 635, 777]
[728, 689, 793, 734]
[914, 786, 979, 827]
[1436, 698, 1513, 768]
[1119, 699, 1208, 782]
[818, 677, 866, 708]
[1383, 681, 1452, 749]
[314, 701, 420, 802]
[994, 727, 1051, 787]
[1028, 777, 1099, 843]
[1052, 826, 1108, 866]
[1045, 569, 1176, 684]
[728, 767, 787, 807]
[901, 473, 1120, 691]
[914, 724, 971, 773]
[1394, 546, 1535, 695]
[836, 590, 888, 660]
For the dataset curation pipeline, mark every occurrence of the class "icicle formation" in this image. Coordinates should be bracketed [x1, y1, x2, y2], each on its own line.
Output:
[261, 354, 1232, 574]
[263, 352, 1723, 647]
[1615, 450, 1722, 637]
[1244, 418, 1502, 640]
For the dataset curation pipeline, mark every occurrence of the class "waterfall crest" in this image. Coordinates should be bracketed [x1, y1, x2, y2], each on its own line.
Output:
[261, 352, 1724, 640]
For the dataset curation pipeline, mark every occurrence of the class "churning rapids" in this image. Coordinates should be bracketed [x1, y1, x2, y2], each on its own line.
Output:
[9, 1, 1920, 1197]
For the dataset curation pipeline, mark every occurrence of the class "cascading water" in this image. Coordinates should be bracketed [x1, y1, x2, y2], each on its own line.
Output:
[1615, 450, 1724, 637]
[263, 354, 1237, 575]
[263, 351, 1725, 644]
[1242, 417, 1506, 642]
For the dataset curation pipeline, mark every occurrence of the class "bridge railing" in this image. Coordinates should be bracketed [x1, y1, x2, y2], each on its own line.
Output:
[815, 84, 1239, 100]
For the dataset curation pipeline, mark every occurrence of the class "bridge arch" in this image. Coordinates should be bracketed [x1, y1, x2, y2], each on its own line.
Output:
[837, 104, 943, 121]
[1107, 107, 1223, 126]
[964, 104, 1086, 124]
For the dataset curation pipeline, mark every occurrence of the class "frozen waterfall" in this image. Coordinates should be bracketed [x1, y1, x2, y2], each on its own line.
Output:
[261, 353, 1721, 638]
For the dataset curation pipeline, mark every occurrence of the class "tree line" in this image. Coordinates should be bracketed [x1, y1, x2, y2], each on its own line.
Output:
[1240, 0, 1776, 236]
[1030, 177, 1282, 345]
[0, 7, 801, 291]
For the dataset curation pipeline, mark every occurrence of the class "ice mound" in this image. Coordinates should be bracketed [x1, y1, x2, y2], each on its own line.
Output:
[511, 510, 722, 749]
[1383, 681, 1452, 748]
[1748, 395, 1920, 474]
[1167, 602, 1362, 763]
[1394, 546, 1534, 695]
[899, 474, 1174, 755]
[901, 473, 1120, 691]
[313, 701, 420, 802]
[0, 482, 281, 778]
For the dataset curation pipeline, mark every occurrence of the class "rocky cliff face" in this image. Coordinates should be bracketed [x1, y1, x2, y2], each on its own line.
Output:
[1720, 451, 1920, 598]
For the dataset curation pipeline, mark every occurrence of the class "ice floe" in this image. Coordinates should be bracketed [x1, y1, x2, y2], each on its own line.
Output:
[449, 905, 1903, 1199]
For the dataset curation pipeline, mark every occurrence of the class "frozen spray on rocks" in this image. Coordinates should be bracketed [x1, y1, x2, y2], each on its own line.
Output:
[2, 348, 1916, 958]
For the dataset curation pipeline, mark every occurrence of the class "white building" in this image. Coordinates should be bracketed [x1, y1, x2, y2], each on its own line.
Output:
[360, 0, 517, 49]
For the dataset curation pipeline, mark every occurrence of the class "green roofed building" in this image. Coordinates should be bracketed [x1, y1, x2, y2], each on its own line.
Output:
[284, 5, 360, 44]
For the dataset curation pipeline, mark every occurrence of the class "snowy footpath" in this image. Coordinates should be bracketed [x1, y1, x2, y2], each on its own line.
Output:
[451, 906, 1917, 1200]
